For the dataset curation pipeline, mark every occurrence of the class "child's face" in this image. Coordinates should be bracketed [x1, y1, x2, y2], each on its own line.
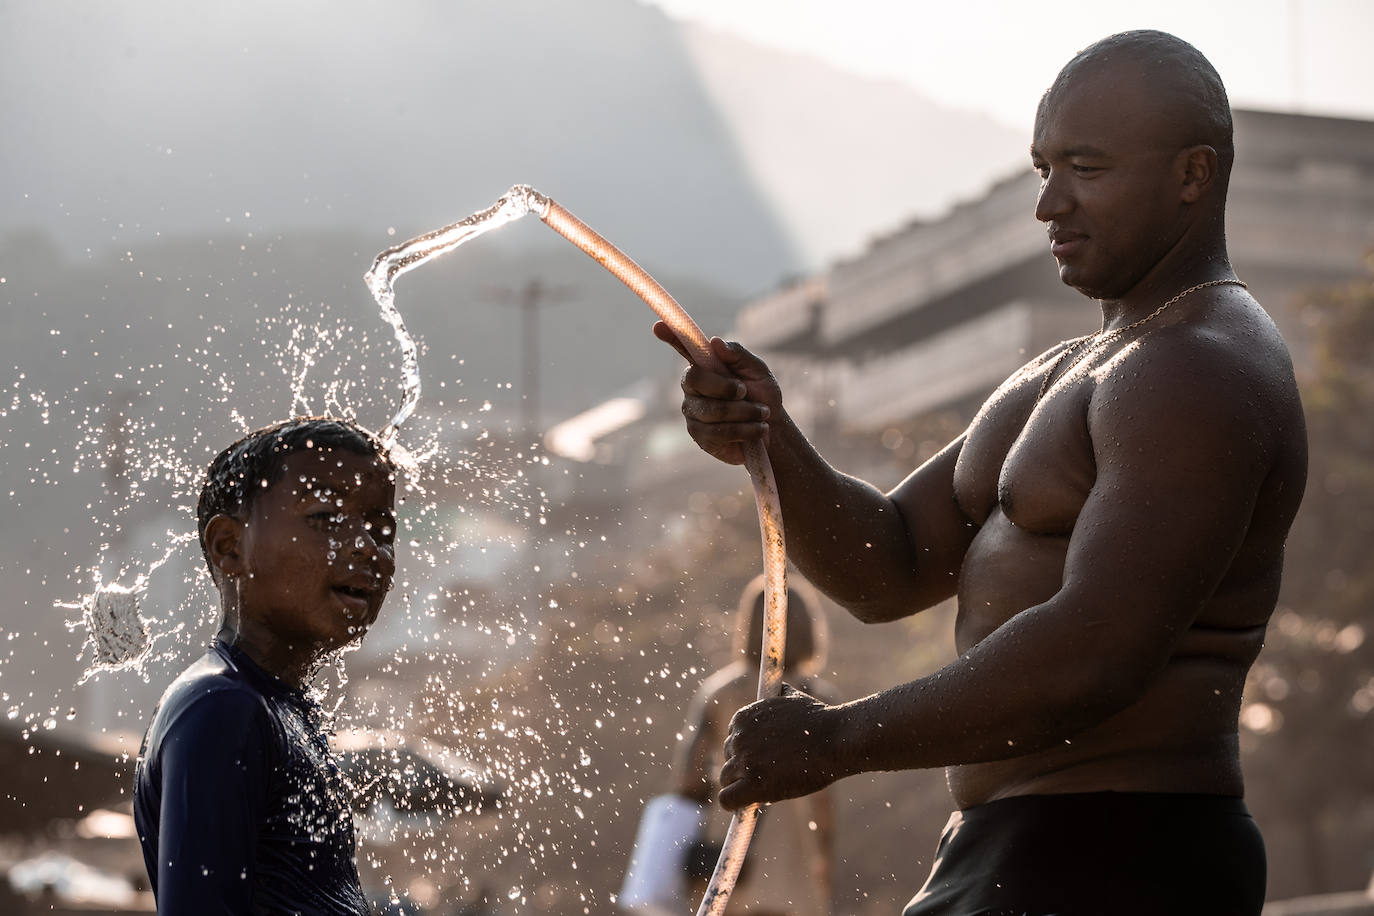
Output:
[234, 447, 396, 653]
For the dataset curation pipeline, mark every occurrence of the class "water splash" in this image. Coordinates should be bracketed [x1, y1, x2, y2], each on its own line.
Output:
[59, 532, 200, 682]
[67, 581, 148, 673]
[364, 184, 551, 444]
[0, 186, 773, 914]
[364, 186, 789, 915]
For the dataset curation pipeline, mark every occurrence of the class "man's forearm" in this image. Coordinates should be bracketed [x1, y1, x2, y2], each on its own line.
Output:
[826, 598, 1138, 778]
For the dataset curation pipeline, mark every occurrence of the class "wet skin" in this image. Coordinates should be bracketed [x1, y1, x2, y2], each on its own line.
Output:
[654, 61, 1308, 811]
[202, 448, 397, 687]
[938, 291, 1307, 805]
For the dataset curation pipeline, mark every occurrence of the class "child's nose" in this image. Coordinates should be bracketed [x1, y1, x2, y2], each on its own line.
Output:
[345, 522, 395, 574]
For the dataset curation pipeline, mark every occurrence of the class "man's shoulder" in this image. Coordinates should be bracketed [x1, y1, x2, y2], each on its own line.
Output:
[1089, 301, 1305, 469]
[1101, 302, 1297, 414]
[1153, 292, 1290, 370]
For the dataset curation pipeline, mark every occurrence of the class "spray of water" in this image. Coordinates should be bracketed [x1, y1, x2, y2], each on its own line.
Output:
[3, 183, 783, 913]
[365, 184, 553, 445]
[1, 211, 666, 916]
[58, 533, 198, 681]
[366, 185, 790, 916]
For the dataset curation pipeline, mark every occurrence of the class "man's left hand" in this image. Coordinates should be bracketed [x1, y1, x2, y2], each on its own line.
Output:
[718, 684, 843, 810]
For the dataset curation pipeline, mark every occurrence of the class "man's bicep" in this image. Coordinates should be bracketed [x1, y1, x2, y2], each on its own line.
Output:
[155, 690, 269, 914]
[1066, 367, 1271, 645]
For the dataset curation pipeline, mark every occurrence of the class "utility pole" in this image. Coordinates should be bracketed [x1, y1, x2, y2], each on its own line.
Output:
[483, 280, 574, 594]
[485, 278, 575, 434]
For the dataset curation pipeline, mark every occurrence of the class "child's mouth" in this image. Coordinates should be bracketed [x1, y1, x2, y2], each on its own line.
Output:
[332, 584, 373, 613]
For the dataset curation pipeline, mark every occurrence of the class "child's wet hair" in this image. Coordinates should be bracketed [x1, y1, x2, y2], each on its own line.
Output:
[195, 416, 395, 573]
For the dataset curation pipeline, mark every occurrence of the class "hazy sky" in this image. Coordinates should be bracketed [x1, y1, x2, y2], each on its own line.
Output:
[642, 0, 1374, 129]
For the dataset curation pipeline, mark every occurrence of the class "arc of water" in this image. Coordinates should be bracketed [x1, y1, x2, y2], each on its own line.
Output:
[365, 185, 788, 916]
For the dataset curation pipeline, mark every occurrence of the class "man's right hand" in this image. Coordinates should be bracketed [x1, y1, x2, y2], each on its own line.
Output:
[654, 320, 960, 622]
[652, 322, 781, 466]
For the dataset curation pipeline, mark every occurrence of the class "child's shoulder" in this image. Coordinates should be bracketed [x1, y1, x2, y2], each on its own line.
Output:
[148, 644, 274, 737]
[137, 645, 284, 786]
[692, 663, 758, 721]
[698, 661, 753, 699]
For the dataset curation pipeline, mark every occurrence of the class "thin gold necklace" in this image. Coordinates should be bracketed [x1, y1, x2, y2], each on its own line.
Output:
[1036, 278, 1247, 400]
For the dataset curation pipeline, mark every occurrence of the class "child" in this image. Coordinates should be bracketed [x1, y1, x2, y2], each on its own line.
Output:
[134, 417, 398, 914]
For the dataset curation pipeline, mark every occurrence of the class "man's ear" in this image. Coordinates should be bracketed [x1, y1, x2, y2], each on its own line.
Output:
[204, 514, 247, 579]
[1179, 144, 1218, 204]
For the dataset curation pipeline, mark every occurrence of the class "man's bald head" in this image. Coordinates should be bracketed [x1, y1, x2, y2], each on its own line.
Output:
[1039, 30, 1234, 194]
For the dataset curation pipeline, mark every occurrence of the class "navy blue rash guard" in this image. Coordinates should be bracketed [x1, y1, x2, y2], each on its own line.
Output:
[134, 639, 370, 915]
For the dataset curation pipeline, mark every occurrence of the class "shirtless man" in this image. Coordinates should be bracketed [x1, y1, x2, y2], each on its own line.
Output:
[654, 30, 1307, 915]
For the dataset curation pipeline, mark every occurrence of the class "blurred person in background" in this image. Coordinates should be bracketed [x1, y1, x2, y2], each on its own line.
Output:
[673, 575, 837, 916]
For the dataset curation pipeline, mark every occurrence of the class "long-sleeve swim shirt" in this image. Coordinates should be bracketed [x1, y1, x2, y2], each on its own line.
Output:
[133, 639, 370, 915]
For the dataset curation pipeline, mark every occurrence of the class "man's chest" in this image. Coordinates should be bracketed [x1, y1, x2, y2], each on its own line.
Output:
[953, 365, 1098, 536]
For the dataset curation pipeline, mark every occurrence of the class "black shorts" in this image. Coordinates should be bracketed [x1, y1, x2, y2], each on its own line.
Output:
[903, 791, 1265, 916]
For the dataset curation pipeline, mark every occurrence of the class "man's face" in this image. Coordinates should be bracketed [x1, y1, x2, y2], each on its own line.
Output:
[1031, 66, 1188, 299]
[234, 447, 397, 653]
